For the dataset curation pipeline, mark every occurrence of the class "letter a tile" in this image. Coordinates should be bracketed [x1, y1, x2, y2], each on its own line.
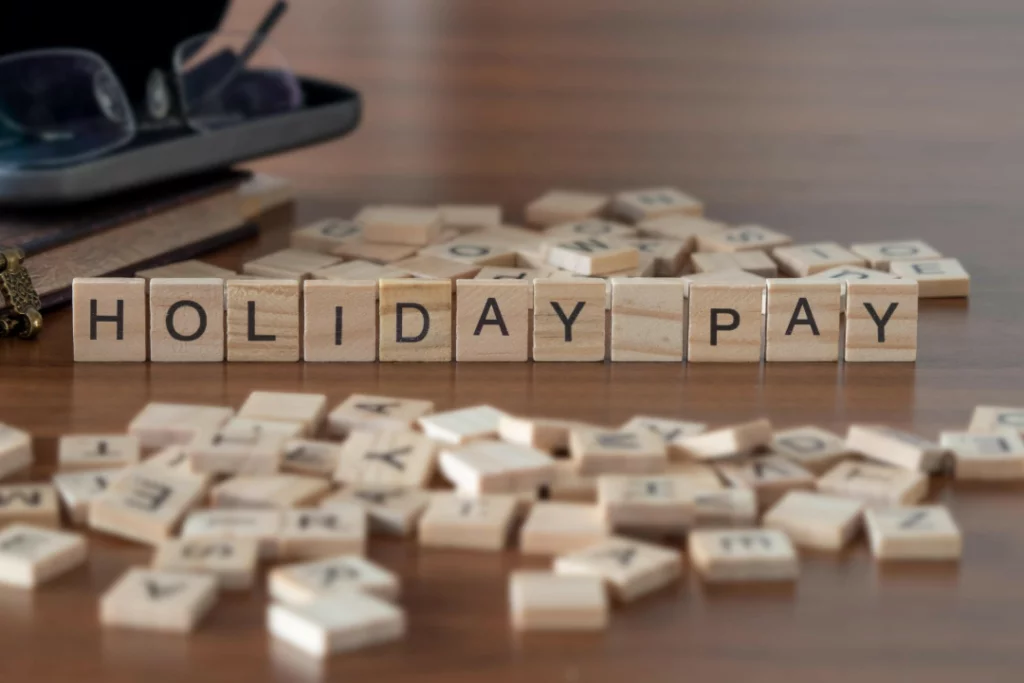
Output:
[455, 279, 531, 362]
[764, 279, 841, 362]
[100, 567, 219, 633]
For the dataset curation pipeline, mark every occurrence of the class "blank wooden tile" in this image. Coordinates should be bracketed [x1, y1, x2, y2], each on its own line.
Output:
[53, 469, 118, 525]
[238, 391, 328, 437]
[620, 417, 706, 450]
[533, 278, 606, 361]
[0, 524, 87, 588]
[268, 591, 405, 657]
[330, 239, 419, 265]
[623, 237, 689, 276]
[281, 439, 344, 478]
[419, 241, 517, 267]
[72, 277, 147, 362]
[499, 415, 594, 453]
[58, 435, 141, 472]
[519, 501, 607, 554]
[771, 242, 867, 276]
[525, 190, 608, 227]
[127, 403, 234, 449]
[0, 423, 31, 481]
[850, 240, 942, 271]
[554, 535, 682, 602]
[152, 537, 259, 590]
[771, 425, 851, 474]
[597, 474, 696, 533]
[89, 469, 207, 545]
[359, 205, 442, 245]
[326, 394, 434, 436]
[243, 249, 340, 280]
[687, 280, 764, 363]
[816, 460, 928, 507]
[571, 428, 667, 475]
[180, 509, 283, 558]
[269, 554, 400, 606]
[612, 187, 703, 223]
[696, 225, 792, 253]
[302, 280, 377, 362]
[844, 280, 918, 362]
[417, 493, 518, 551]
[100, 567, 219, 633]
[545, 237, 639, 276]
[277, 506, 367, 560]
[509, 571, 608, 631]
[0, 484, 60, 528]
[940, 431, 1024, 480]
[969, 405, 1024, 436]
[378, 279, 452, 362]
[439, 204, 502, 231]
[889, 258, 970, 298]
[663, 461, 726, 490]
[609, 278, 685, 362]
[546, 461, 598, 503]
[388, 255, 481, 287]
[187, 419, 289, 476]
[289, 218, 363, 252]
[670, 418, 773, 461]
[764, 279, 841, 362]
[322, 486, 430, 537]
[864, 506, 962, 561]
[334, 431, 438, 488]
[312, 260, 410, 282]
[637, 215, 725, 249]
[440, 441, 554, 494]
[418, 405, 506, 444]
[456, 280, 531, 362]
[211, 475, 330, 509]
[692, 489, 758, 527]
[688, 528, 798, 583]
[846, 425, 948, 473]
[136, 260, 236, 280]
[763, 491, 864, 551]
[690, 251, 779, 277]
[225, 279, 300, 362]
[716, 456, 816, 508]
[148, 278, 225, 362]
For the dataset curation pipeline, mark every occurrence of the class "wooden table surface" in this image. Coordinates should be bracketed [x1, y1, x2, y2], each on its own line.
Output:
[2, 0, 1023, 680]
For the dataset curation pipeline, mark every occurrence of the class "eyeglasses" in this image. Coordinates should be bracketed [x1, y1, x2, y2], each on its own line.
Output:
[0, 0, 303, 170]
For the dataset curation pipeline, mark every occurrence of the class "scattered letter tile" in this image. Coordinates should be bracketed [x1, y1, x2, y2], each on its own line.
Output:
[509, 571, 609, 631]
[100, 567, 218, 633]
[846, 425, 948, 473]
[864, 506, 962, 561]
[554, 535, 682, 602]
[152, 537, 259, 590]
[816, 461, 928, 507]
[519, 502, 607, 555]
[267, 591, 405, 657]
[762, 491, 864, 551]
[417, 493, 518, 551]
[940, 431, 1024, 480]
[334, 431, 438, 488]
[688, 528, 798, 583]
[327, 394, 434, 436]
[570, 428, 667, 475]
[0, 524, 87, 588]
[58, 435, 141, 471]
[269, 554, 400, 606]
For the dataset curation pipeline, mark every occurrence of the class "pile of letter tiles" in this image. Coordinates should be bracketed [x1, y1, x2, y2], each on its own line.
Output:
[71, 187, 969, 363]
[0, 393, 1018, 658]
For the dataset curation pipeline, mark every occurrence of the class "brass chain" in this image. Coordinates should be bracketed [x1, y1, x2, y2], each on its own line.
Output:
[0, 248, 43, 339]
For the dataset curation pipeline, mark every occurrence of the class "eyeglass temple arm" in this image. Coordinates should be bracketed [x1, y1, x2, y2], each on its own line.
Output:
[238, 0, 289, 66]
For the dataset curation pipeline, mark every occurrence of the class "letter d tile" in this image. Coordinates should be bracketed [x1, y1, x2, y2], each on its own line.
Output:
[379, 279, 452, 362]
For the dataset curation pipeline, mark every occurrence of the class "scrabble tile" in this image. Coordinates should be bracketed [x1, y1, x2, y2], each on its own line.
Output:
[303, 280, 377, 362]
[180, 509, 283, 558]
[849, 240, 943, 271]
[72, 277, 147, 362]
[89, 469, 207, 545]
[669, 419, 773, 461]
[321, 486, 430, 537]
[0, 484, 60, 528]
[844, 280, 918, 362]
[0, 524, 87, 588]
[692, 489, 759, 527]
[571, 428, 667, 475]
[243, 249, 340, 280]
[696, 225, 792, 253]
[289, 218, 363, 252]
[546, 461, 599, 502]
[378, 279, 452, 362]
[525, 190, 608, 227]
[597, 474, 696, 533]
[148, 278, 225, 362]
[543, 219, 635, 241]
[439, 204, 502, 232]
[418, 405, 506, 444]
[211, 475, 330, 509]
[100, 568, 218, 633]
[140, 446, 212, 484]
[509, 571, 608, 631]
[688, 528, 798, 583]
[969, 405, 1024, 437]
[238, 391, 328, 437]
[622, 416, 707, 450]
[846, 425, 948, 473]
[816, 460, 928, 507]
[267, 591, 405, 657]
[687, 280, 764, 362]
[326, 394, 434, 436]
[609, 278, 685, 362]
[312, 260, 410, 282]
[545, 237, 639, 277]
[417, 493, 518, 551]
[690, 251, 779, 277]
[225, 279, 301, 362]
[281, 439, 344, 478]
[622, 238, 689, 276]
[58, 435, 141, 471]
[330, 239, 419, 264]
[554, 536, 682, 602]
[269, 554, 400, 606]
[152, 537, 259, 590]
[770, 426, 851, 474]
[52, 469, 120, 525]
[663, 461, 726, 490]
[334, 431, 438, 488]
[864, 506, 962, 561]
[637, 214, 725, 249]
[764, 279, 841, 362]
[186, 419, 289, 476]
[715, 456, 816, 508]
[802, 265, 899, 308]
[771, 242, 867, 276]
[679, 269, 767, 298]
[455, 280, 531, 362]
[518, 502, 607, 554]
[612, 187, 703, 223]
[762, 491, 864, 551]
[474, 265, 553, 295]
[277, 506, 367, 560]
[440, 441, 554, 495]
[889, 258, 970, 298]
[135, 259, 236, 280]
[388, 255, 482, 287]
[498, 415, 591, 453]
[419, 241, 517, 267]
[127, 403, 234, 449]
[940, 431, 1024, 480]
[358, 205, 442, 245]
[533, 278, 606, 361]
[0, 423, 31, 481]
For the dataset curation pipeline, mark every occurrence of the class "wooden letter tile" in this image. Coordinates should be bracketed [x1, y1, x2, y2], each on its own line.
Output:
[0, 524, 87, 588]
[418, 405, 506, 444]
[269, 554, 400, 605]
[419, 241, 517, 267]
[439, 204, 502, 232]
[610, 278, 685, 362]
[331, 239, 419, 265]
[417, 493, 518, 551]
[715, 456, 816, 509]
[570, 428, 667, 475]
[545, 237, 639, 276]
[771, 242, 867, 276]
[816, 461, 928, 507]
[267, 591, 405, 657]
[509, 571, 608, 631]
[53, 469, 119, 525]
[863, 506, 962, 561]
[692, 489, 758, 527]
[764, 279, 841, 362]
[519, 502, 607, 554]
[211, 475, 330, 509]
[312, 260, 410, 281]
[387, 255, 481, 286]
[849, 240, 942, 271]
[846, 425, 948, 473]
[688, 528, 798, 583]
[612, 187, 703, 223]
[334, 431, 438, 488]
[597, 474, 696, 533]
[225, 279, 300, 362]
[243, 248, 340, 279]
[238, 391, 328, 437]
[322, 486, 431, 537]
[326, 394, 434, 436]
[281, 439, 344, 478]
[888, 258, 970, 298]
[533, 278, 606, 361]
[186, 420, 289, 475]
[148, 278, 225, 362]
[696, 225, 792, 253]
[0, 423, 32, 481]
[152, 537, 259, 590]
[289, 218, 363, 252]
[554, 536, 683, 602]
[89, 469, 207, 545]
[127, 403, 234, 449]
[969, 405, 1024, 437]
[499, 415, 595, 453]
[845, 280, 918, 362]
[0, 484, 60, 528]
[277, 506, 367, 560]
[762, 491, 864, 551]
[525, 190, 608, 227]
[802, 265, 899, 309]
[303, 280, 378, 362]
[100, 567, 218, 633]
[544, 219, 636, 241]
[691, 251, 779, 277]
[180, 509, 283, 559]
[136, 259, 235, 280]
[359, 205, 442, 245]
[58, 435, 141, 471]
[546, 461, 598, 503]
[670, 419, 773, 461]
[637, 215, 725, 249]
[456, 280, 531, 362]
[662, 461, 725, 490]
[687, 280, 764, 362]
[72, 277, 147, 362]
[939, 431, 1024, 480]
[439, 441, 554, 494]
[623, 237, 689, 276]
[379, 279, 452, 362]
[771, 425, 851, 474]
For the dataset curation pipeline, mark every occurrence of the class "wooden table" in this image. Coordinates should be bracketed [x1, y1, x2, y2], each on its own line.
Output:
[1, 0, 1022, 680]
